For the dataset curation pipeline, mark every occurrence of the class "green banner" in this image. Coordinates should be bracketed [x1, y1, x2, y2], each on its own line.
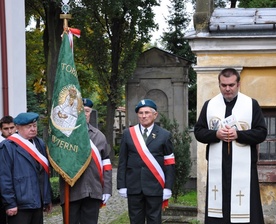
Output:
[47, 33, 91, 187]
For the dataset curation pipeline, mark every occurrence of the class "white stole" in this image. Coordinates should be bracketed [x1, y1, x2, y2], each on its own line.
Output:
[207, 93, 252, 223]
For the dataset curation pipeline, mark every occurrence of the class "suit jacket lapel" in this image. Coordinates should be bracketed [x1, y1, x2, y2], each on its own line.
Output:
[146, 124, 158, 145]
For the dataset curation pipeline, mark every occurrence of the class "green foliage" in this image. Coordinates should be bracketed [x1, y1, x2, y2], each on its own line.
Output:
[25, 28, 48, 137]
[70, 0, 160, 106]
[26, 0, 151, 142]
[25, 28, 46, 136]
[113, 144, 120, 156]
[160, 114, 192, 202]
[50, 177, 60, 203]
[214, 0, 227, 8]
[238, 0, 276, 7]
[162, 0, 195, 60]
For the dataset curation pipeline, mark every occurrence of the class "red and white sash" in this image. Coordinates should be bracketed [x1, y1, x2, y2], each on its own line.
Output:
[130, 125, 171, 187]
[90, 140, 112, 207]
[130, 125, 175, 209]
[8, 134, 49, 175]
[90, 140, 112, 186]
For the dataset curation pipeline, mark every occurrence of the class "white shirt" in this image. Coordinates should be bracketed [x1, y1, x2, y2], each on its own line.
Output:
[0, 135, 5, 142]
[140, 124, 154, 137]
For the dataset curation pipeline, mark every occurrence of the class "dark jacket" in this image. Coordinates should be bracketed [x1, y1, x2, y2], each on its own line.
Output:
[59, 123, 112, 203]
[117, 124, 175, 196]
[0, 137, 51, 210]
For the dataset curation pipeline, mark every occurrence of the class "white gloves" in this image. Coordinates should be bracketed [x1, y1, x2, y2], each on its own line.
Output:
[118, 188, 127, 198]
[163, 188, 172, 201]
[118, 188, 171, 200]
[102, 194, 111, 204]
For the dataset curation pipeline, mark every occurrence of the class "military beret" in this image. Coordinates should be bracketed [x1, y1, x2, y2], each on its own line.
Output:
[135, 99, 157, 113]
[82, 98, 93, 108]
[14, 112, 39, 125]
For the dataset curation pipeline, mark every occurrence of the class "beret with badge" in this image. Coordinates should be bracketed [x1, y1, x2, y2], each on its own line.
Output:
[135, 99, 157, 113]
[14, 112, 39, 125]
[82, 98, 94, 108]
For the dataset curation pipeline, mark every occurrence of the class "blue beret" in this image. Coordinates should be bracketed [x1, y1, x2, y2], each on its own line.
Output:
[82, 98, 93, 108]
[14, 112, 39, 125]
[135, 99, 157, 113]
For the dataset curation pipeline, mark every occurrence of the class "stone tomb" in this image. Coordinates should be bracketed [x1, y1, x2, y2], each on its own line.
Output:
[126, 47, 191, 132]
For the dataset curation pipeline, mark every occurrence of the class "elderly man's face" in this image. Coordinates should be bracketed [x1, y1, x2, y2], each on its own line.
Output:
[137, 107, 158, 128]
[16, 122, 37, 140]
[84, 106, 92, 123]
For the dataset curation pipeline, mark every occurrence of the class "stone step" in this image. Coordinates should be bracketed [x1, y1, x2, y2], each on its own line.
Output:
[162, 215, 198, 224]
[162, 205, 198, 223]
[163, 205, 197, 216]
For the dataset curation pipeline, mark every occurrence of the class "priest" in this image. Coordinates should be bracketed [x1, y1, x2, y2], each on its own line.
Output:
[194, 68, 267, 224]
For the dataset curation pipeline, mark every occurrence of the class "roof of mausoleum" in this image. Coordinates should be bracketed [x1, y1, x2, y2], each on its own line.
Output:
[187, 8, 276, 38]
[136, 47, 193, 67]
[209, 8, 276, 36]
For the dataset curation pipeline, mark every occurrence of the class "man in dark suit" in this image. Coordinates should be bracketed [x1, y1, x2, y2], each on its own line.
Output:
[117, 99, 175, 224]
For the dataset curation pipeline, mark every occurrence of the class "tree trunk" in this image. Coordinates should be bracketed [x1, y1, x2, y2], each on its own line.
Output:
[43, 1, 63, 117]
[230, 0, 237, 8]
[105, 99, 116, 162]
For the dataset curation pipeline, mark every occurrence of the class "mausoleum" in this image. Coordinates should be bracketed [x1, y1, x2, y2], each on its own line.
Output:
[188, 0, 276, 222]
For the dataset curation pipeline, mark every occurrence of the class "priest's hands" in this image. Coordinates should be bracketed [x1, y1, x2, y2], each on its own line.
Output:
[216, 125, 237, 142]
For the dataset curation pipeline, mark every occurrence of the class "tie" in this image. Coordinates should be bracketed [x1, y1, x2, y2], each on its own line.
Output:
[143, 128, 148, 142]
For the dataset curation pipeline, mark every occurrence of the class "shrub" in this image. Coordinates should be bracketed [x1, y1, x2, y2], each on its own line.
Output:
[160, 114, 192, 202]
[50, 176, 60, 203]
[113, 144, 120, 156]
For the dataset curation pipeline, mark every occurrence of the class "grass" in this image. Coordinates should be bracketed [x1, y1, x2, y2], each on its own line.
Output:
[109, 190, 198, 224]
[170, 190, 197, 207]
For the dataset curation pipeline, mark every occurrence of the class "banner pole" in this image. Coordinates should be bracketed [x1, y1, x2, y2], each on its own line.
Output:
[64, 182, 70, 224]
[59, 13, 72, 224]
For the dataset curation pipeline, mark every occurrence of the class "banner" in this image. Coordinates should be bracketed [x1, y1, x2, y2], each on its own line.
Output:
[47, 32, 91, 187]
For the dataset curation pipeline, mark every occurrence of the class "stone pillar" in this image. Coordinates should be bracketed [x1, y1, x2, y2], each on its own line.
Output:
[172, 77, 189, 131]
[193, 0, 214, 32]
